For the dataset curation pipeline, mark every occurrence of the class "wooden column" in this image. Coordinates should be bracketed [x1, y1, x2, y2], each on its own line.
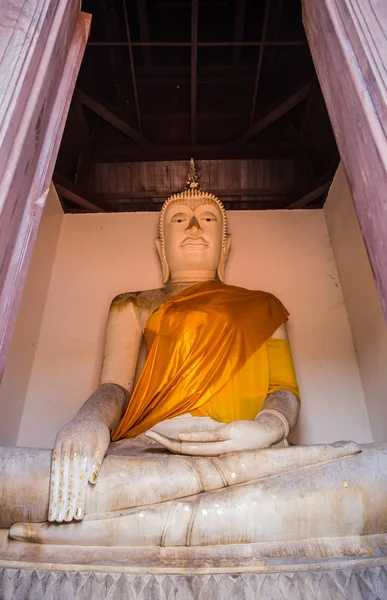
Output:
[0, 1, 91, 378]
[303, 0, 387, 321]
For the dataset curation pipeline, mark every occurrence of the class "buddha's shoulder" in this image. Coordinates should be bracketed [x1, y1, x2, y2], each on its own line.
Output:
[110, 287, 166, 312]
[224, 283, 282, 302]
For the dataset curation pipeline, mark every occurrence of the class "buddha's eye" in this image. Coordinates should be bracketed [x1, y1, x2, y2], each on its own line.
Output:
[200, 212, 218, 222]
[171, 214, 187, 223]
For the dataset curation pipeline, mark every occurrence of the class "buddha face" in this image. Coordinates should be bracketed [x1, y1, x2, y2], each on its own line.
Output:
[157, 197, 230, 283]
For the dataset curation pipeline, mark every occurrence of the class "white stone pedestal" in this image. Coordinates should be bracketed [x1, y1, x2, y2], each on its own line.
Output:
[1, 531, 387, 599]
[1, 566, 387, 599]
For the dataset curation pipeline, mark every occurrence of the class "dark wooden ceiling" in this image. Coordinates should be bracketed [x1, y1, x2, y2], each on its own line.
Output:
[54, 0, 339, 213]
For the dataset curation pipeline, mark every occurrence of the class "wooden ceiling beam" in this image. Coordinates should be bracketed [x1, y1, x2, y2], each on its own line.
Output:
[91, 187, 297, 202]
[157, 0, 226, 6]
[286, 177, 332, 209]
[191, 0, 198, 144]
[141, 111, 247, 121]
[113, 196, 292, 208]
[264, 0, 284, 73]
[136, 0, 151, 66]
[74, 151, 91, 191]
[250, 0, 271, 126]
[91, 142, 303, 162]
[232, 82, 311, 145]
[135, 73, 257, 85]
[88, 40, 308, 47]
[108, 199, 291, 212]
[136, 65, 257, 76]
[299, 76, 317, 140]
[122, 0, 142, 134]
[53, 174, 110, 212]
[74, 97, 89, 151]
[233, 0, 246, 63]
[73, 98, 91, 189]
[75, 90, 153, 148]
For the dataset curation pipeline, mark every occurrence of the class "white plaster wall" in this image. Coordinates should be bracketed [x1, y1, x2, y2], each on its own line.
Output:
[17, 209, 373, 448]
[0, 185, 63, 445]
[324, 165, 387, 442]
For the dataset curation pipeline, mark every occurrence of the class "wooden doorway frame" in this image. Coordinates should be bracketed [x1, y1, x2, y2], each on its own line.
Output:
[303, 0, 387, 321]
[0, 1, 91, 378]
[0, 0, 386, 379]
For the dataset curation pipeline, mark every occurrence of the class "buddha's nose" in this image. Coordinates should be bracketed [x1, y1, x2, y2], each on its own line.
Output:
[186, 216, 202, 235]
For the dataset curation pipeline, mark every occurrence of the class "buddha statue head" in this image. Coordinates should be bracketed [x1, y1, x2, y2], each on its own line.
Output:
[156, 159, 232, 283]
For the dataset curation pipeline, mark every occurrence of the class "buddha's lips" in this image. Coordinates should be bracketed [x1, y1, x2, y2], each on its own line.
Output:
[181, 237, 208, 247]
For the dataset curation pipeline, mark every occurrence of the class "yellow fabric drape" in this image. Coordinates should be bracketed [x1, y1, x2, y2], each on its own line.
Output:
[191, 338, 299, 422]
[112, 280, 292, 440]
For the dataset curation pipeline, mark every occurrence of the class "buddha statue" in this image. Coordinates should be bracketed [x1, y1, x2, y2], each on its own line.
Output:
[0, 160, 386, 554]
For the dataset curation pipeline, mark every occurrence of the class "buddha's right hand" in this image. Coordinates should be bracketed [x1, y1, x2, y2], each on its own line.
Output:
[48, 417, 110, 523]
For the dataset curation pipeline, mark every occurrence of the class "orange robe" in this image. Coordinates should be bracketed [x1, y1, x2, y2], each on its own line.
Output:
[112, 280, 299, 440]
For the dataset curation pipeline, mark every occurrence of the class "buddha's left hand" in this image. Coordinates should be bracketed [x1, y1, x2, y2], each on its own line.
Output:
[145, 417, 284, 456]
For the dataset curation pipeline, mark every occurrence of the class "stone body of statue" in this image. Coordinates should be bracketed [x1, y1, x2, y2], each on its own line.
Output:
[0, 161, 386, 553]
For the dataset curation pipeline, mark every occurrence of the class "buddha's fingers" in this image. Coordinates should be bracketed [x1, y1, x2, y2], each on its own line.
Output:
[64, 442, 81, 522]
[48, 444, 61, 522]
[145, 430, 230, 456]
[178, 429, 230, 442]
[89, 448, 103, 485]
[56, 446, 71, 522]
[74, 454, 92, 521]
[173, 441, 231, 456]
[144, 431, 181, 452]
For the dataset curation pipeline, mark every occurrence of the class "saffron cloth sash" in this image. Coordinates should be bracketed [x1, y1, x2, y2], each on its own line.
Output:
[112, 280, 296, 440]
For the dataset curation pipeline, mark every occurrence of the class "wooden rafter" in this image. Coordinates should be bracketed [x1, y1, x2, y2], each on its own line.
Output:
[91, 187, 297, 202]
[191, 0, 198, 144]
[74, 152, 91, 190]
[101, 1, 125, 113]
[75, 90, 153, 148]
[122, 0, 142, 134]
[92, 142, 302, 162]
[250, 0, 271, 126]
[104, 197, 292, 208]
[74, 97, 89, 150]
[232, 83, 311, 145]
[135, 64, 283, 77]
[158, 0, 226, 6]
[104, 199, 291, 212]
[88, 41, 308, 47]
[53, 174, 110, 212]
[265, 0, 284, 73]
[73, 98, 90, 188]
[287, 177, 332, 209]
[233, 0, 246, 63]
[142, 111, 248, 122]
[136, 0, 151, 66]
[299, 76, 317, 140]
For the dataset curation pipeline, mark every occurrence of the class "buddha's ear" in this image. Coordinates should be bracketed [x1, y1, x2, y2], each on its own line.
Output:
[155, 238, 170, 284]
[217, 234, 232, 282]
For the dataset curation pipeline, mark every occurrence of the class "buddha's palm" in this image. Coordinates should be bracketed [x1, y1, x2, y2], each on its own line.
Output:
[145, 419, 281, 456]
[49, 417, 110, 522]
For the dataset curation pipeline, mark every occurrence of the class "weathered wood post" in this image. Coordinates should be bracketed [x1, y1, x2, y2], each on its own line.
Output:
[303, 0, 387, 321]
[0, 0, 91, 378]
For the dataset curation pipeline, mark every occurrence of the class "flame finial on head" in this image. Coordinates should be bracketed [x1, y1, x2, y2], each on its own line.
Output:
[184, 158, 201, 190]
[159, 158, 228, 248]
